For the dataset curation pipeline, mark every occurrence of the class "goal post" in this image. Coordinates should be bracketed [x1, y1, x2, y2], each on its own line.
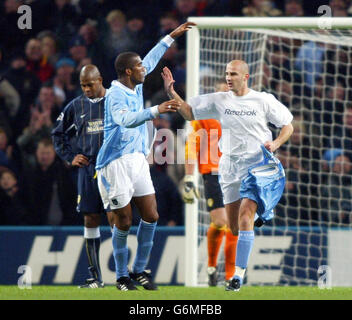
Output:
[185, 17, 352, 287]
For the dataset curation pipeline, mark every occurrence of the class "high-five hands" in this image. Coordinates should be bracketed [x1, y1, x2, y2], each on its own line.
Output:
[161, 67, 175, 96]
[158, 99, 180, 114]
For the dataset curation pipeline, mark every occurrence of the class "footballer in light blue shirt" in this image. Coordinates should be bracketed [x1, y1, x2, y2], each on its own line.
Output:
[96, 22, 196, 291]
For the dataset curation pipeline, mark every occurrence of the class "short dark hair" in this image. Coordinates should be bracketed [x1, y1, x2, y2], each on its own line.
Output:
[37, 137, 53, 149]
[114, 52, 139, 78]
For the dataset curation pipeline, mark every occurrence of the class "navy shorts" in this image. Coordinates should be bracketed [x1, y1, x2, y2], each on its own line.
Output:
[77, 163, 105, 214]
[202, 173, 224, 212]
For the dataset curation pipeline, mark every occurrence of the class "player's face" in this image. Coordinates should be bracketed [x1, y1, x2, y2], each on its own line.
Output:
[80, 77, 102, 99]
[225, 63, 248, 94]
[130, 56, 146, 85]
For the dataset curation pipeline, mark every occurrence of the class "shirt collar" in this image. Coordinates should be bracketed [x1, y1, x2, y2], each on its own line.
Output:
[111, 80, 137, 95]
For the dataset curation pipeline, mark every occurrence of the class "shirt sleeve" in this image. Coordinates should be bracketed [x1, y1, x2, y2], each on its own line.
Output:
[189, 93, 219, 120]
[142, 35, 173, 75]
[109, 93, 155, 128]
[263, 93, 293, 128]
[51, 102, 76, 164]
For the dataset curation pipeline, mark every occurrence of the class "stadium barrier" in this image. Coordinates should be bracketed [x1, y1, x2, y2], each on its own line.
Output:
[0, 226, 350, 286]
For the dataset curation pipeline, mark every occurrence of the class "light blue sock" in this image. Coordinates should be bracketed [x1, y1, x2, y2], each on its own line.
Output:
[235, 231, 255, 282]
[111, 226, 129, 279]
[132, 220, 157, 274]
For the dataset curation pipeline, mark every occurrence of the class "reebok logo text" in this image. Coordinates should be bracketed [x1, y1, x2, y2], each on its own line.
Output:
[224, 109, 256, 116]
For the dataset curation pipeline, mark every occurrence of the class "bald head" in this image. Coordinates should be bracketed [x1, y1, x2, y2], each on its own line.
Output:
[225, 60, 250, 96]
[227, 60, 249, 74]
[79, 64, 104, 99]
[80, 64, 101, 81]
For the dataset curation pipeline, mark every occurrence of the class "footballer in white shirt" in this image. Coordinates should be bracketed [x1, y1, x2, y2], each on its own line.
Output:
[162, 60, 293, 291]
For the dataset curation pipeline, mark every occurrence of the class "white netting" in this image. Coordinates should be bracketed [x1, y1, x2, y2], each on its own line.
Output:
[195, 27, 352, 286]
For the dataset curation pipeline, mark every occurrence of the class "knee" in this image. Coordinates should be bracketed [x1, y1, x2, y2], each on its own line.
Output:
[212, 216, 227, 228]
[114, 212, 132, 231]
[239, 208, 254, 230]
[84, 214, 100, 228]
[143, 210, 159, 224]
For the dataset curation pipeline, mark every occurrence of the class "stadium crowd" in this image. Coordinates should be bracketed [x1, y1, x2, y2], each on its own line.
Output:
[0, 0, 352, 226]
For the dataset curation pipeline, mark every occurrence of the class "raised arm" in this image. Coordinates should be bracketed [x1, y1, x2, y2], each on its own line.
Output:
[143, 22, 196, 76]
[161, 66, 194, 121]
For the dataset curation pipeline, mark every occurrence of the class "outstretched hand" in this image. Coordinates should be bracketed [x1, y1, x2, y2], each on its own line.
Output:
[158, 99, 180, 114]
[169, 22, 196, 39]
[161, 67, 175, 94]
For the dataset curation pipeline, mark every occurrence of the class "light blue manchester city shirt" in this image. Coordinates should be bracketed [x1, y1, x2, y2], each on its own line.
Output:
[96, 36, 173, 170]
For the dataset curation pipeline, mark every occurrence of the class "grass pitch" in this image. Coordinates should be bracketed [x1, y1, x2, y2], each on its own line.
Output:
[1, 285, 352, 300]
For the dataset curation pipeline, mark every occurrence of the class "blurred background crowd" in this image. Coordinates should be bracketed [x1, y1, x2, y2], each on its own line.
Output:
[0, 0, 351, 227]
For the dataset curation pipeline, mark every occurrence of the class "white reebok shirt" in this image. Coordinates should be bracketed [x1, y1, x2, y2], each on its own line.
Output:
[189, 89, 293, 160]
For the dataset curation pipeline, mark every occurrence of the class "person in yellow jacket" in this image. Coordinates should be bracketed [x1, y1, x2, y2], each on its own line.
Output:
[183, 80, 237, 286]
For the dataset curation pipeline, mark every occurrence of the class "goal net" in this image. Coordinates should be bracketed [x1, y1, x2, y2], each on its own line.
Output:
[185, 17, 352, 287]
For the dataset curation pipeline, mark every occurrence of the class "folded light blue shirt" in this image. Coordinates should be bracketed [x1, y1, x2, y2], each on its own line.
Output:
[240, 145, 286, 223]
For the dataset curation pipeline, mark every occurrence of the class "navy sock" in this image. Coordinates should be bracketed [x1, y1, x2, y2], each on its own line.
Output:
[85, 238, 102, 282]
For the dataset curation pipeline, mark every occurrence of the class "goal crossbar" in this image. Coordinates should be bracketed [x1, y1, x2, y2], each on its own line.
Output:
[187, 17, 352, 29]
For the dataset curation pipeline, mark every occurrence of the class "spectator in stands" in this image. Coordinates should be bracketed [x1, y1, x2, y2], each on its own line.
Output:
[53, 57, 78, 107]
[275, 147, 313, 226]
[17, 84, 60, 159]
[37, 30, 60, 67]
[273, 80, 294, 107]
[159, 13, 180, 38]
[23, 138, 78, 225]
[0, 127, 22, 175]
[46, 0, 82, 51]
[78, 21, 112, 85]
[0, 73, 20, 124]
[284, 0, 304, 16]
[104, 10, 136, 60]
[201, 0, 233, 16]
[125, 11, 153, 57]
[0, 168, 32, 225]
[25, 38, 55, 83]
[68, 35, 92, 76]
[4, 53, 41, 136]
[295, 41, 326, 88]
[327, 106, 352, 157]
[242, 0, 282, 16]
[172, 0, 198, 22]
[318, 79, 346, 144]
[330, 0, 349, 17]
[320, 151, 352, 225]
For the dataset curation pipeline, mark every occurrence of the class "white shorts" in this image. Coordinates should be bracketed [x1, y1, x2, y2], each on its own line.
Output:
[97, 153, 155, 210]
[219, 153, 263, 205]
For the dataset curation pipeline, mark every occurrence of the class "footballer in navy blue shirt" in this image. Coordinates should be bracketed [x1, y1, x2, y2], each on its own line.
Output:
[52, 64, 111, 289]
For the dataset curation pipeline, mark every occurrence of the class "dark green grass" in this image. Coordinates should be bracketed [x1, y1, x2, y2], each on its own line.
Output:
[1, 285, 352, 300]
